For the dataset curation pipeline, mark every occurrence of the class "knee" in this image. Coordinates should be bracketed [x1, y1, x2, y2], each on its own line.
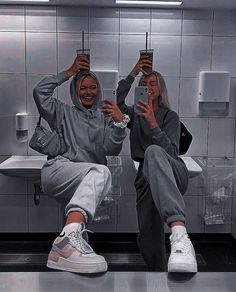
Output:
[97, 165, 112, 181]
[144, 145, 166, 160]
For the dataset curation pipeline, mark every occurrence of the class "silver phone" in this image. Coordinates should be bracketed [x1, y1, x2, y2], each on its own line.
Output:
[134, 86, 148, 113]
[102, 89, 117, 104]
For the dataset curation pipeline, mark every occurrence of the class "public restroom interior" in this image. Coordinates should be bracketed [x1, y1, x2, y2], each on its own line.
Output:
[0, 0, 236, 291]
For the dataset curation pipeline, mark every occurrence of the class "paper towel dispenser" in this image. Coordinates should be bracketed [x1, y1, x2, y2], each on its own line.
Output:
[198, 71, 230, 115]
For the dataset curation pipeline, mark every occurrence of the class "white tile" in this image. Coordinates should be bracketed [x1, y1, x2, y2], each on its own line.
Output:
[151, 35, 181, 77]
[165, 77, 179, 113]
[0, 5, 24, 31]
[27, 74, 57, 116]
[212, 37, 236, 77]
[0, 117, 27, 155]
[181, 118, 208, 156]
[179, 78, 199, 117]
[89, 8, 119, 33]
[0, 74, 26, 115]
[151, 9, 182, 35]
[25, 6, 56, 32]
[214, 11, 236, 36]
[57, 6, 88, 33]
[26, 33, 57, 74]
[0, 195, 28, 232]
[120, 8, 151, 34]
[208, 118, 235, 157]
[181, 36, 211, 77]
[57, 33, 85, 73]
[119, 34, 147, 76]
[0, 32, 25, 73]
[90, 34, 119, 71]
[183, 10, 213, 35]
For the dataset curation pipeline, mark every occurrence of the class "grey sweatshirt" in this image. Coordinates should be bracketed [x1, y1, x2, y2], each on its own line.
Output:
[117, 75, 180, 161]
[33, 71, 126, 165]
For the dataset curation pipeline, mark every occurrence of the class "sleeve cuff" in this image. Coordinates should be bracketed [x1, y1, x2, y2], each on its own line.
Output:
[150, 126, 162, 136]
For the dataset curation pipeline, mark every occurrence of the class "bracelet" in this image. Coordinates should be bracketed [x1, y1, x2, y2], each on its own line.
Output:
[114, 114, 130, 129]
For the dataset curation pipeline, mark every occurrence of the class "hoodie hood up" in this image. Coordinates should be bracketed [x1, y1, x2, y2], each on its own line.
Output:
[70, 71, 103, 111]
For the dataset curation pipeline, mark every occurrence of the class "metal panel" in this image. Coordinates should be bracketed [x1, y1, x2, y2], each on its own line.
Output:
[89, 8, 119, 33]
[183, 10, 213, 35]
[0, 5, 24, 32]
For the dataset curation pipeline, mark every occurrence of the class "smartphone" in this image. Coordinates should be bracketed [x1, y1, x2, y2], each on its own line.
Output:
[102, 89, 117, 104]
[134, 86, 148, 113]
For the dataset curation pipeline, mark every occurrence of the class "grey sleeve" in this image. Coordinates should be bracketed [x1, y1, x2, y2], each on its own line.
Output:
[33, 71, 70, 128]
[150, 111, 180, 158]
[103, 119, 127, 156]
[117, 75, 135, 123]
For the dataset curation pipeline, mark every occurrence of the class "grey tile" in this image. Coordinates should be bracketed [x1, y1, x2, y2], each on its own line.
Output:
[0, 117, 27, 155]
[214, 11, 236, 36]
[208, 118, 235, 157]
[151, 35, 181, 77]
[165, 77, 179, 113]
[0, 32, 25, 73]
[90, 34, 119, 71]
[0, 74, 26, 115]
[57, 6, 88, 33]
[0, 5, 24, 31]
[117, 195, 138, 232]
[0, 195, 27, 232]
[0, 170, 27, 195]
[89, 8, 119, 33]
[151, 9, 182, 35]
[181, 36, 211, 77]
[26, 33, 57, 74]
[183, 10, 213, 35]
[120, 155, 137, 195]
[120, 8, 151, 34]
[28, 194, 59, 232]
[184, 195, 204, 233]
[212, 37, 236, 77]
[25, 6, 56, 32]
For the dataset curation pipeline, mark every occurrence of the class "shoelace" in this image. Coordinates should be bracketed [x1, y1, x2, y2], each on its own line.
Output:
[71, 223, 94, 254]
[170, 233, 189, 255]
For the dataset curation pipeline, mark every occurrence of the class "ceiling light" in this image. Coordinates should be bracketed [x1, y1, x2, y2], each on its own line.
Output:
[116, 0, 182, 5]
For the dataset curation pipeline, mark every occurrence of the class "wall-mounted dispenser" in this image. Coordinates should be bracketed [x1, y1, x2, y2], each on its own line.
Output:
[16, 113, 28, 142]
[198, 71, 230, 115]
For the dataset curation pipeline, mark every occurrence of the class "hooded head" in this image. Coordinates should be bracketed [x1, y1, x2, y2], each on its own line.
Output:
[70, 71, 102, 110]
[138, 70, 170, 109]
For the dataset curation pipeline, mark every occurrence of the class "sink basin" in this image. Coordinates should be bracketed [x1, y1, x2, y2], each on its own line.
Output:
[0, 156, 47, 178]
[133, 156, 202, 178]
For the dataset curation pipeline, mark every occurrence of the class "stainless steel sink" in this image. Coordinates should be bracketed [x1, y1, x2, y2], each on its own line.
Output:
[0, 156, 47, 178]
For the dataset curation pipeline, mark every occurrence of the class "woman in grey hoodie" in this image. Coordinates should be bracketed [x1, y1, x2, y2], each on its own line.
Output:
[33, 54, 129, 274]
[117, 54, 197, 273]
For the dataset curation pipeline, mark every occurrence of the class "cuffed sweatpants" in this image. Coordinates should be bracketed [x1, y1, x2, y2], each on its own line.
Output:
[134, 145, 189, 271]
[41, 156, 112, 222]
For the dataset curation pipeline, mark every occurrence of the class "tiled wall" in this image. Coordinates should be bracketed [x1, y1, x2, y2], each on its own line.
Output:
[0, 5, 236, 233]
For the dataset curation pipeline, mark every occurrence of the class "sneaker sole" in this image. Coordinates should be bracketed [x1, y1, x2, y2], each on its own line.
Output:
[168, 263, 197, 273]
[47, 258, 108, 274]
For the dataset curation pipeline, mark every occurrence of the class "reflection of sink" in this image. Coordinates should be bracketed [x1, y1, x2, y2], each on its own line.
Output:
[0, 156, 47, 178]
[133, 156, 202, 178]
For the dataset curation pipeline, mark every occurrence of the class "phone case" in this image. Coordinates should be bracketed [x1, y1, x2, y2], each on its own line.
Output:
[134, 86, 148, 113]
[102, 89, 117, 104]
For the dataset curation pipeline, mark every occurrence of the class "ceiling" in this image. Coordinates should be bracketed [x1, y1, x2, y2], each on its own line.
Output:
[1, 0, 236, 10]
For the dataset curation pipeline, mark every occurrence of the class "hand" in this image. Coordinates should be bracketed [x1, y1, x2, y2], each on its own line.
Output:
[137, 100, 158, 128]
[101, 99, 124, 122]
[65, 54, 90, 77]
[130, 55, 152, 77]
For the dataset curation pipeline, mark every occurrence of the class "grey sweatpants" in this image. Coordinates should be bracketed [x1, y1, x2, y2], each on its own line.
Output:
[41, 156, 112, 222]
[134, 145, 189, 271]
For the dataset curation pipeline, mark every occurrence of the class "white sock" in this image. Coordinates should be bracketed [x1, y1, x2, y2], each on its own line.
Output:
[60, 222, 82, 236]
[171, 225, 187, 235]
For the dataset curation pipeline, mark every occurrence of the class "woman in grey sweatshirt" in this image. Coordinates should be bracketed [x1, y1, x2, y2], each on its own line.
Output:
[117, 54, 197, 273]
[33, 54, 129, 274]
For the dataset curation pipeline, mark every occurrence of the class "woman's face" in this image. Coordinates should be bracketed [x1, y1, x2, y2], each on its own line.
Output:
[140, 73, 160, 104]
[77, 75, 98, 108]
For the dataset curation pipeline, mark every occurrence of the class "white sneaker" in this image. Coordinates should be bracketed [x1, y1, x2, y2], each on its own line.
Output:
[168, 233, 197, 273]
[47, 223, 107, 273]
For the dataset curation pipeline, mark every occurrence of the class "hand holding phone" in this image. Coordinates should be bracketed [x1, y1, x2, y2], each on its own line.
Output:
[134, 86, 148, 113]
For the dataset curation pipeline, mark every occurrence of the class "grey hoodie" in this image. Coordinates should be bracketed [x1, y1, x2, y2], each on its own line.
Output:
[33, 71, 126, 165]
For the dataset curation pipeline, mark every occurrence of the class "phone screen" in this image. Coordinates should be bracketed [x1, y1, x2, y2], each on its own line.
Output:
[102, 89, 117, 104]
[134, 86, 148, 113]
